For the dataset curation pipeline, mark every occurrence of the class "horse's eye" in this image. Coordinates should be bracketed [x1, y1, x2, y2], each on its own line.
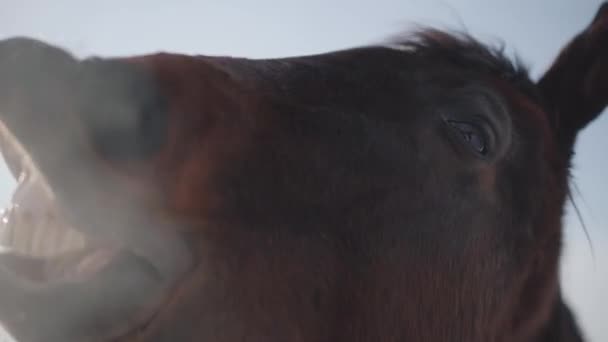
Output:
[446, 120, 488, 156]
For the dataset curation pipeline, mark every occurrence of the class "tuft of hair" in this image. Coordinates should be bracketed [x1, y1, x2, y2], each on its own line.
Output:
[384, 28, 541, 102]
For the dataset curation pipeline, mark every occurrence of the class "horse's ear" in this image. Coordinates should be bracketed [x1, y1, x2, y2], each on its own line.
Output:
[538, 2, 608, 148]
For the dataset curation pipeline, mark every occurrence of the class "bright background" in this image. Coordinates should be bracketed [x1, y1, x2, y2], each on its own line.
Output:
[0, 0, 606, 341]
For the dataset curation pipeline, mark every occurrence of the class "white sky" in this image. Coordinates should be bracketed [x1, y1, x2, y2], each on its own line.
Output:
[0, 0, 606, 341]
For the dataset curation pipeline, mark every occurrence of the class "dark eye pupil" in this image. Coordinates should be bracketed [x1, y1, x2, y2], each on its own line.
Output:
[447, 120, 488, 155]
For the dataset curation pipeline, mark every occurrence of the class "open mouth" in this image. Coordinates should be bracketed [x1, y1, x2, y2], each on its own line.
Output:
[0, 119, 188, 340]
[0, 122, 124, 284]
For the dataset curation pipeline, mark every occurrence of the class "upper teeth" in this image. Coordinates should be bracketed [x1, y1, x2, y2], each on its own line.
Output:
[0, 121, 86, 258]
[0, 203, 86, 258]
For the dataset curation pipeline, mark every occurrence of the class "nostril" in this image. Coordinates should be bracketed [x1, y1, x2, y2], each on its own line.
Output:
[79, 59, 169, 160]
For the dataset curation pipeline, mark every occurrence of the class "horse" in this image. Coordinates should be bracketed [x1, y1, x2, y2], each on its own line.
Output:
[0, 3, 605, 341]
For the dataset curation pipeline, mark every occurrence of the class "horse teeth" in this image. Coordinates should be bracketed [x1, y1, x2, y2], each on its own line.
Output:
[0, 123, 86, 259]
[0, 204, 86, 258]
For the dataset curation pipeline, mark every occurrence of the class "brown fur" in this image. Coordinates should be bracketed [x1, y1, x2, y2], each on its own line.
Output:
[0, 3, 606, 341]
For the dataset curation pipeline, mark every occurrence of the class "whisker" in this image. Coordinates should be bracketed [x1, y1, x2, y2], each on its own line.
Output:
[567, 182, 595, 263]
[570, 181, 593, 219]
